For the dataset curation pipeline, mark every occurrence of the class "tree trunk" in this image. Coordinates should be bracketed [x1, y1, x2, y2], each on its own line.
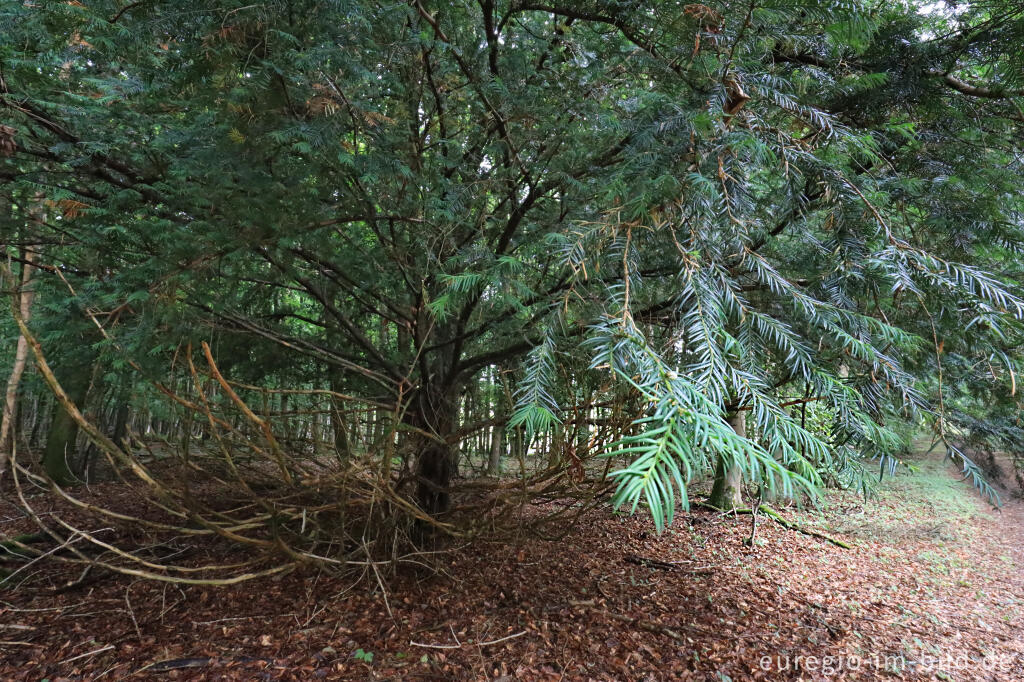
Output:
[708, 411, 746, 510]
[330, 402, 351, 458]
[74, 358, 106, 477]
[279, 393, 290, 443]
[0, 250, 36, 474]
[487, 422, 504, 476]
[409, 384, 457, 516]
[41, 352, 95, 486]
[42, 379, 88, 486]
[110, 394, 131, 450]
[547, 425, 563, 469]
[328, 370, 351, 459]
[29, 392, 48, 449]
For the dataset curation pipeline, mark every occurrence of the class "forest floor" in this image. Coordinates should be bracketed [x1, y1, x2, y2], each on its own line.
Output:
[2, 444, 1023, 681]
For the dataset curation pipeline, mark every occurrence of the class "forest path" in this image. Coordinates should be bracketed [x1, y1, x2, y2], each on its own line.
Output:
[1, 447, 1023, 680]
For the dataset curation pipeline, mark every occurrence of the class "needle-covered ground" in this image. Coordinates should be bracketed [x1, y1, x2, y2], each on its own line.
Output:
[2, 446, 1022, 681]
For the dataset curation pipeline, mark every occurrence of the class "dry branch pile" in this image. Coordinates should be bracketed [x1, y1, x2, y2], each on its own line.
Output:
[1, 331, 618, 587]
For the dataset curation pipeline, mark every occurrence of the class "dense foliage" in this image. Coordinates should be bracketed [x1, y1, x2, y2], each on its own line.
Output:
[1, 0, 1022, 576]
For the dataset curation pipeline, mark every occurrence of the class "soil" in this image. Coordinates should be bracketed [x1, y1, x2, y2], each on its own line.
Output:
[1, 450, 1022, 681]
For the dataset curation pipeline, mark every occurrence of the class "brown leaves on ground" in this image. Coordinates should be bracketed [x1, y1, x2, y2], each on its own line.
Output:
[1, 455, 1023, 681]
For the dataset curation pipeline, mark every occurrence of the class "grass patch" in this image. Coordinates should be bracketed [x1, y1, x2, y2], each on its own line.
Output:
[821, 443, 992, 545]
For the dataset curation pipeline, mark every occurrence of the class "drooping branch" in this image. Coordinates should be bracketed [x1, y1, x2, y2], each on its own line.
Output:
[939, 71, 1024, 99]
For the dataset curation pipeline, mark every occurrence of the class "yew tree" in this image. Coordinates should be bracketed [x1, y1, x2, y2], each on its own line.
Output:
[1, 0, 1022, 542]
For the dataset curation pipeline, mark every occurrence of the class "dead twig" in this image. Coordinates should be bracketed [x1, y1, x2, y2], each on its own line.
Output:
[57, 644, 115, 666]
[696, 502, 853, 549]
[477, 630, 528, 646]
[125, 583, 143, 641]
[136, 657, 214, 673]
[410, 640, 462, 649]
[624, 553, 680, 570]
[410, 630, 527, 649]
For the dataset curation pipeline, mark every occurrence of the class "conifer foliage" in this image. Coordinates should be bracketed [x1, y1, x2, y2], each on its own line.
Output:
[1, 0, 1022, 577]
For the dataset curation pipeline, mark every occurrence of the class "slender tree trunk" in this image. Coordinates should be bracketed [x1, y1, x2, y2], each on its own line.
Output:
[110, 391, 131, 450]
[326, 369, 349, 457]
[487, 422, 504, 476]
[548, 425, 563, 469]
[279, 392, 289, 442]
[330, 400, 351, 460]
[75, 358, 105, 477]
[709, 411, 746, 510]
[29, 392, 48, 448]
[1, 250, 36, 473]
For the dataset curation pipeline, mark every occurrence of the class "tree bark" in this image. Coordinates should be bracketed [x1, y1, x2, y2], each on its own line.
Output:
[28, 392, 48, 448]
[548, 425, 563, 469]
[41, 346, 96, 486]
[327, 370, 351, 458]
[0, 250, 36, 473]
[487, 422, 504, 476]
[41, 366, 90, 486]
[409, 384, 458, 516]
[110, 392, 131, 451]
[708, 411, 745, 510]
